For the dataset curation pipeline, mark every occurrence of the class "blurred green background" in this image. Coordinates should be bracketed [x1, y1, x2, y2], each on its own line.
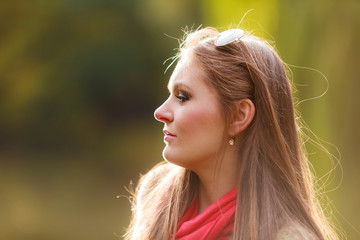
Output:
[0, 0, 359, 239]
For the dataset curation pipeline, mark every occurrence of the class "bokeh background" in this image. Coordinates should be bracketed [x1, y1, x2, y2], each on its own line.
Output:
[1, 0, 359, 239]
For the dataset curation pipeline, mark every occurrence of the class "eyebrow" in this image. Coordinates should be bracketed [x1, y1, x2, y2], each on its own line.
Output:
[167, 82, 191, 92]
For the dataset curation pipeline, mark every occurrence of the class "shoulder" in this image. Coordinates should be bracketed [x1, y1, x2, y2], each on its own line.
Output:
[275, 224, 318, 240]
[138, 162, 174, 190]
[136, 162, 177, 204]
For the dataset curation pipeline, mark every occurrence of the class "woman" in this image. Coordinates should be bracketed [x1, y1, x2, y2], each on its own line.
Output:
[125, 27, 338, 240]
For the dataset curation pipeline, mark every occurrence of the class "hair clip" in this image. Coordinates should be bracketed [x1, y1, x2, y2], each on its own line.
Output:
[214, 29, 244, 47]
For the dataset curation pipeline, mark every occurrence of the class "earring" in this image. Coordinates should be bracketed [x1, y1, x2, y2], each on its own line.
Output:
[229, 137, 235, 146]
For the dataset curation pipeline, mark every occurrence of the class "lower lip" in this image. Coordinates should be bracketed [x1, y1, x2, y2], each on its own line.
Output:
[164, 135, 176, 141]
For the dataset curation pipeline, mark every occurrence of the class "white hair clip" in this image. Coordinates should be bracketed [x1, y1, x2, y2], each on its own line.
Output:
[214, 29, 244, 47]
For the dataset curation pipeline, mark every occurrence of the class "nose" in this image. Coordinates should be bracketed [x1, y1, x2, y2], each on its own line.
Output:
[154, 98, 173, 123]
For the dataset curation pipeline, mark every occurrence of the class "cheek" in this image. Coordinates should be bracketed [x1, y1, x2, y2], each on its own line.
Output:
[177, 106, 224, 136]
[179, 108, 205, 129]
[179, 109, 203, 127]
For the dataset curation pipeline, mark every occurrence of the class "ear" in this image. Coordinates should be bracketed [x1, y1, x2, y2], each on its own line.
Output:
[228, 98, 255, 136]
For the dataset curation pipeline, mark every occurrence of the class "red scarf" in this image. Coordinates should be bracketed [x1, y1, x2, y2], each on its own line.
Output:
[174, 187, 237, 240]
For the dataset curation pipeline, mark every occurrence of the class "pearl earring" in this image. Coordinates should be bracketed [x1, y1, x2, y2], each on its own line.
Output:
[229, 137, 235, 146]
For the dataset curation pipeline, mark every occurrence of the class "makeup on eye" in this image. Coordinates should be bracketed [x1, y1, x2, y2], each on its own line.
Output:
[175, 90, 190, 103]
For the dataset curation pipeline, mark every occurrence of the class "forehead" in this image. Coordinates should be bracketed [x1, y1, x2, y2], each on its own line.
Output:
[168, 52, 209, 90]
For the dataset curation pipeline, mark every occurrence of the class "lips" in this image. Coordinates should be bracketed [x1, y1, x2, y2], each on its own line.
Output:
[164, 130, 176, 137]
[163, 130, 176, 142]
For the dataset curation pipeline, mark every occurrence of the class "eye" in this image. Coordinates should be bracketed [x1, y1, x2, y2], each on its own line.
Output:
[175, 91, 190, 103]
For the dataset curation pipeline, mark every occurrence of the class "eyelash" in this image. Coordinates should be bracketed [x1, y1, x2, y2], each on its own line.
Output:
[175, 91, 190, 103]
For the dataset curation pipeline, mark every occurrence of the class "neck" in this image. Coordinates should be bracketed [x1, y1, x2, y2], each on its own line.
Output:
[194, 147, 239, 214]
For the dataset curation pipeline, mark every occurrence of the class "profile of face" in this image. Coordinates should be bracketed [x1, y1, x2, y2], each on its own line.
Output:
[154, 52, 227, 171]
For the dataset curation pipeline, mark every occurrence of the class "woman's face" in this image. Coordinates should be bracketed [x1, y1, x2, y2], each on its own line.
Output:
[154, 53, 227, 171]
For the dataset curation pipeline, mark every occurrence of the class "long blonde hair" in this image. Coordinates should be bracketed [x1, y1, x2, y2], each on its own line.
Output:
[125, 27, 338, 240]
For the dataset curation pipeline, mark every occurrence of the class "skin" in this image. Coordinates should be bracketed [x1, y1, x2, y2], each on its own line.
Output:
[154, 51, 255, 214]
